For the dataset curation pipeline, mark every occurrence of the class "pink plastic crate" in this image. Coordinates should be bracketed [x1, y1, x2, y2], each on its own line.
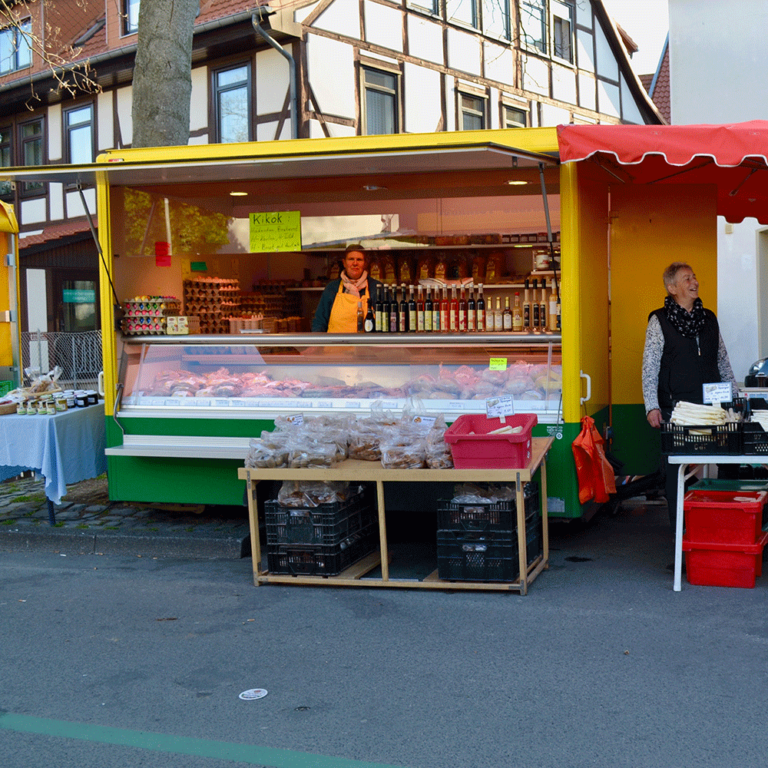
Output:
[444, 413, 538, 469]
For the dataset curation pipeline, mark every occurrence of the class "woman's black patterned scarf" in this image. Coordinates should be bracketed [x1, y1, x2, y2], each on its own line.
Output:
[665, 294, 706, 338]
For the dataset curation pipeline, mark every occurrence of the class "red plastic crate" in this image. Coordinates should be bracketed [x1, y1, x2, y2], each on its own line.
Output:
[683, 489, 767, 545]
[683, 531, 768, 588]
[444, 413, 538, 469]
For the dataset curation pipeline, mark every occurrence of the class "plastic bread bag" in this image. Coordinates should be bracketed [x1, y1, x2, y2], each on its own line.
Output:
[245, 432, 290, 468]
[277, 480, 351, 508]
[451, 483, 514, 504]
[287, 433, 339, 469]
[348, 419, 383, 461]
[379, 424, 426, 469]
[425, 419, 453, 469]
[370, 399, 398, 426]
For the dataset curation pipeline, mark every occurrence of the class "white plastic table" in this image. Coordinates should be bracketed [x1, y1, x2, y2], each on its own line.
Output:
[668, 454, 767, 591]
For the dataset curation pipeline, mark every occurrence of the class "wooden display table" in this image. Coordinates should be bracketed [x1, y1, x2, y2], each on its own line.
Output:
[237, 437, 553, 594]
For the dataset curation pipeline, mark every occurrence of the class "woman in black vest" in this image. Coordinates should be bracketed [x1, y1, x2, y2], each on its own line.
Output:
[642, 262, 736, 529]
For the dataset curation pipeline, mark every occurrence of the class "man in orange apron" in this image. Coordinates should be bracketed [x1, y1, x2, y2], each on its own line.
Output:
[312, 246, 382, 332]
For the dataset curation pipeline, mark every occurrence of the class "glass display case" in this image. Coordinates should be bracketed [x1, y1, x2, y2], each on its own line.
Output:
[117, 333, 562, 422]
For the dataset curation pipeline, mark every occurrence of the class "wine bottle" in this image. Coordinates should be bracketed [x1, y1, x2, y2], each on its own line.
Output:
[381, 286, 390, 333]
[432, 288, 441, 332]
[375, 288, 383, 332]
[389, 286, 398, 333]
[440, 286, 449, 333]
[449, 285, 458, 332]
[467, 285, 476, 332]
[357, 301, 364, 332]
[532, 278, 540, 330]
[408, 285, 417, 332]
[492, 296, 502, 332]
[416, 285, 425, 331]
[399, 284, 407, 333]
[458, 285, 467, 332]
[424, 288, 433, 332]
[476, 283, 486, 332]
[539, 281, 547, 331]
[523, 279, 531, 331]
[512, 292, 523, 332]
[364, 301, 375, 333]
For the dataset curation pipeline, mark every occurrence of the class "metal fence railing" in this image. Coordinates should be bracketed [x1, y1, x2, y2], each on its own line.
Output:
[21, 330, 103, 391]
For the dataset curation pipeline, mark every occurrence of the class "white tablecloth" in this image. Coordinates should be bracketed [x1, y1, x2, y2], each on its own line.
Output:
[0, 403, 107, 504]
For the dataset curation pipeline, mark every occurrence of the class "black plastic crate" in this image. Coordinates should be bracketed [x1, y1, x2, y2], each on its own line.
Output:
[436, 517, 542, 583]
[437, 483, 539, 533]
[267, 522, 378, 577]
[742, 422, 768, 455]
[264, 490, 370, 546]
[660, 421, 742, 455]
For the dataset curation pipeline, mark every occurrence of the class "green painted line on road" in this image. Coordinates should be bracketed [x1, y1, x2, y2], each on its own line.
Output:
[0, 712, 408, 768]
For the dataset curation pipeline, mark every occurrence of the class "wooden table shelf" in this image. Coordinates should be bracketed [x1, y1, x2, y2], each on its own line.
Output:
[237, 437, 553, 594]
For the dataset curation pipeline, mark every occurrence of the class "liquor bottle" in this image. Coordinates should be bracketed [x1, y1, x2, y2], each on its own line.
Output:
[408, 285, 417, 332]
[440, 286, 450, 333]
[532, 278, 540, 330]
[364, 301, 375, 333]
[357, 301, 364, 332]
[424, 287, 433, 332]
[467, 285, 476, 332]
[549, 279, 561, 332]
[512, 292, 523, 332]
[416, 285, 425, 332]
[502, 296, 513, 331]
[389, 285, 398, 333]
[476, 283, 486, 332]
[432, 288, 441, 332]
[449, 285, 459, 332]
[538, 280, 547, 331]
[399, 284, 407, 332]
[375, 288, 383, 332]
[380, 286, 390, 333]
[493, 296, 503, 332]
[458, 285, 467, 332]
[523, 279, 531, 331]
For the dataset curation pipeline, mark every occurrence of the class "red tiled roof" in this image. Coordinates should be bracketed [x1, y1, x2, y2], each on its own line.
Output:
[641, 40, 671, 124]
[19, 219, 94, 248]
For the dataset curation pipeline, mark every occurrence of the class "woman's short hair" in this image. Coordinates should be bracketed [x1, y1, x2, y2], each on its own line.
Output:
[345, 243, 365, 255]
[663, 262, 692, 293]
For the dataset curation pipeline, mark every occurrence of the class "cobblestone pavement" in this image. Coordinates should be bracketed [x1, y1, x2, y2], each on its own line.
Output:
[0, 473, 251, 559]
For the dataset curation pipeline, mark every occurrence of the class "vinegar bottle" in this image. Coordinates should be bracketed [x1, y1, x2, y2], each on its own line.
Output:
[493, 296, 503, 332]
[532, 278, 540, 330]
[440, 286, 450, 333]
[357, 301, 364, 332]
[503, 296, 513, 331]
[399, 285, 408, 333]
[476, 284, 486, 332]
[467, 285, 476, 332]
[424, 287, 433, 332]
[389, 286, 398, 333]
[523, 279, 531, 330]
[449, 285, 459, 332]
[416, 285, 425, 332]
[538, 281, 547, 331]
[381, 286, 390, 333]
[408, 285, 417, 332]
[512, 292, 523, 332]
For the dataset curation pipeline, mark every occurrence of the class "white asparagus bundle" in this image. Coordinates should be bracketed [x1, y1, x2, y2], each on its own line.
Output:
[488, 425, 523, 435]
[670, 401, 727, 426]
[750, 409, 768, 431]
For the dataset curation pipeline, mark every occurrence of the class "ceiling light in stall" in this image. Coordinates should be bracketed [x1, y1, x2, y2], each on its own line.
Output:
[363, 185, 387, 191]
[505, 180, 528, 186]
[230, 191, 248, 196]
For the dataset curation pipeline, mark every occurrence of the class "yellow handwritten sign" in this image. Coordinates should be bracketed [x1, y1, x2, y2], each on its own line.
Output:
[249, 211, 302, 253]
[489, 358, 508, 371]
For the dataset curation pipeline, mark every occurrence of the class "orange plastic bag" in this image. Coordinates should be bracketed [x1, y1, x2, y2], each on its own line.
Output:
[572, 416, 616, 504]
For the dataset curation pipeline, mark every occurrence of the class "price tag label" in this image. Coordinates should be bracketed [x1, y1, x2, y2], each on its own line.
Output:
[412, 415, 437, 428]
[486, 395, 515, 419]
[286, 414, 304, 426]
[703, 381, 733, 405]
[489, 357, 508, 371]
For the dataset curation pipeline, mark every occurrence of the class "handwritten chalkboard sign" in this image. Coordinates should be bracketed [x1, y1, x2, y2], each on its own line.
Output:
[249, 211, 302, 253]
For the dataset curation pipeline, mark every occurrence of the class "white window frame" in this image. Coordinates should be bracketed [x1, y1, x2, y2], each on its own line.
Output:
[447, 0, 478, 30]
[551, 0, 574, 64]
[64, 103, 95, 166]
[0, 18, 32, 75]
[361, 66, 401, 136]
[213, 63, 252, 144]
[459, 91, 488, 131]
[519, 0, 547, 55]
[502, 103, 528, 128]
[482, 0, 511, 41]
[123, 0, 140, 36]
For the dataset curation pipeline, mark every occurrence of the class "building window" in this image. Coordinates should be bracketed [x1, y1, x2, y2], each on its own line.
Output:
[19, 118, 44, 195]
[0, 126, 11, 198]
[551, 0, 574, 63]
[0, 18, 32, 75]
[362, 67, 399, 136]
[503, 105, 528, 128]
[408, 0, 439, 13]
[520, 0, 547, 54]
[447, 0, 477, 28]
[64, 104, 95, 164]
[123, 0, 140, 35]
[460, 94, 486, 131]
[482, 0, 510, 40]
[214, 64, 251, 144]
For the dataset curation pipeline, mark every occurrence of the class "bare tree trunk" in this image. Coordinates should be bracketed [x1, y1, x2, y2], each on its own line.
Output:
[131, 0, 199, 148]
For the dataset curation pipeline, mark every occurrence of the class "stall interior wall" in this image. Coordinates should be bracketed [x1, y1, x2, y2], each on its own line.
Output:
[609, 184, 718, 475]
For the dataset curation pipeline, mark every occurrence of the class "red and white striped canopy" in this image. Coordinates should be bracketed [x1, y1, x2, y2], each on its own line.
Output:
[557, 121, 768, 224]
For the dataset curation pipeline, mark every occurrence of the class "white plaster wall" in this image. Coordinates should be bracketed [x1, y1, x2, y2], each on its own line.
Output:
[576, 29, 595, 73]
[620, 75, 643, 124]
[540, 103, 570, 127]
[364, 1, 403, 52]
[47, 104, 62, 162]
[483, 41, 514, 87]
[189, 68, 208, 132]
[312, 0, 361, 39]
[116, 86, 133, 147]
[551, 63, 576, 105]
[407, 14, 443, 65]
[521, 54, 549, 97]
[445, 75, 456, 132]
[597, 79, 620, 118]
[66, 187, 96, 219]
[295, 2, 321, 24]
[594, 21, 619, 82]
[489, 86, 499, 129]
[20, 198, 46, 225]
[404, 63, 442, 133]
[26, 269, 47, 334]
[257, 47, 291, 114]
[49, 183, 64, 221]
[97, 91, 114, 150]
[578, 72, 596, 111]
[446, 28, 481, 76]
[307, 36, 356, 118]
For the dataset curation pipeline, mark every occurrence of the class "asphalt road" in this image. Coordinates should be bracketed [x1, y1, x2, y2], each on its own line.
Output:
[2, 504, 768, 768]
